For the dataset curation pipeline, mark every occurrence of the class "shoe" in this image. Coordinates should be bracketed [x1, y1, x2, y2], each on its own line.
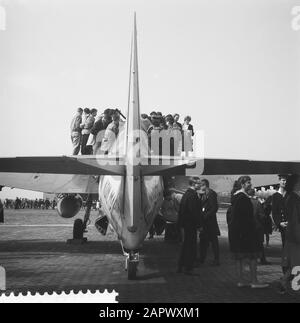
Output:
[251, 282, 269, 289]
[237, 282, 251, 288]
[276, 284, 287, 295]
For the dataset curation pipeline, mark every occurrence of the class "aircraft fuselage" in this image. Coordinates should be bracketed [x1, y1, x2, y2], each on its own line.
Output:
[98, 174, 164, 250]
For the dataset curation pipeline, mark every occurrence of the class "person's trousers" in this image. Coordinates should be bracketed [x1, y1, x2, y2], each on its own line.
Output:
[0, 209, 3, 223]
[178, 225, 197, 271]
[199, 234, 220, 262]
[81, 134, 90, 155]
[149, 224, 155, 237]
[280, 229, 286, 248]
[71, 132, 81, 155]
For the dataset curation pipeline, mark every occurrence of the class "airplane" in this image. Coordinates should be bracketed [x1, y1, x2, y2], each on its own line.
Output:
[1, 13, 300, 279]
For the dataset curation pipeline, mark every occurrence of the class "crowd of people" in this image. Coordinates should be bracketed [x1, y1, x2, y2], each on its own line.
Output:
[0, 198, 57, 210]
[0, 197, 104, 212]
[227, 174, 300, 292]
[70, 107, 195, 156]
[156, 174, 300, 292]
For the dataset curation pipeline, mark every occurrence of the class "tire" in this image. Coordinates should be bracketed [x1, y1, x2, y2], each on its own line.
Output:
[127, 260, 137, 280]
[73, 219, 84, 240]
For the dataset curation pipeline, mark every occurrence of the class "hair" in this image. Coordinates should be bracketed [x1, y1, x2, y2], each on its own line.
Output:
[189, 176, 200, 186]
[104, 108, 111, 115]
[231, 180, 241, 197]
[285, 174, 299, 193]
[200, 178, 209, 188]
[77, 108, 83, 113]
[237, 175, 251, 187]
[84, 108, 90, 114]
[156, 112, 162, 116]
[184, 115, 191, 122]
[112, 111, 120, 121]
[160, 117, 167, 129]
[278, 174, 289, 180]
[141, 113, 149, 119]
[90, 108, 98, 114]
[173, 113, 180, 118]
[165, 115, 174, 124]
[150, 111, 157, 116]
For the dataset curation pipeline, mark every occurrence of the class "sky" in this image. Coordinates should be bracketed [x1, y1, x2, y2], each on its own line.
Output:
[0, 0, 300, 198]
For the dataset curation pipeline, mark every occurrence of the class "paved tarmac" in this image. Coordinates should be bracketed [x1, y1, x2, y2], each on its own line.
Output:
[0, 209, 299, 303]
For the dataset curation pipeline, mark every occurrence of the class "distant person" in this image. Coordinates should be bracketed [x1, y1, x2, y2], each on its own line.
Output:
[15, 197, 21, 209]
[272, 174, 289, 248]
[248, 189, 270, 265]
[160, 190, 182, 242]
[160, 190, 182, 223]
[165, 115, 182, 156]
[45, 199, 50, 210]
[182, 116, 194, 154]
[34, 198, 38, 209]
[81, 108, 97, 155]
[100, 111, 121, 155]
[173, 114, 182, 131]
[148, 114, 164, 156]
[198, 179, 220, 266]
[226, 180, 241, 226]
[263, 195, 274, 248]
[90, 109, 112, 155]
[177, 177, 202, 275]
[279, 175, 300, 294]
[0, 199, 4, 223]
[148, 112, 158, 131]
[141, 114, 151, 133]
[229, 176, 268, 288]
[149, 111, 157, 119]
[70, 108, 83, 155]
[81, 108, 90, 125]
[80, 108, 90, 152]
[158, 112, 167, 130]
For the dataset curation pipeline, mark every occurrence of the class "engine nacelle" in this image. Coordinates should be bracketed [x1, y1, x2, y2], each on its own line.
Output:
[57, 195, 83, 218]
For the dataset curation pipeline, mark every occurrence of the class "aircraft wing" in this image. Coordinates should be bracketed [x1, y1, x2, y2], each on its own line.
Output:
[169, 174, 280, 195]
[140, 157, 300, 176]
[0, 156, 125, 194]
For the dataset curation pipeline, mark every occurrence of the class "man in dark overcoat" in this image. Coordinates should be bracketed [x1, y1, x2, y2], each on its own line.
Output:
[177, 177, 202, 274]
[199, 179, 220, 266]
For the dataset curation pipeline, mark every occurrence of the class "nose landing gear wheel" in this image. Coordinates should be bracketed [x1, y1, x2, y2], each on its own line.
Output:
[127, 260, 138, 280]
[125, 252, 139, 280]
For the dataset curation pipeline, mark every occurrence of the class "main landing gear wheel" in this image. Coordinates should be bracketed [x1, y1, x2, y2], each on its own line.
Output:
[73, 218, 84, 240]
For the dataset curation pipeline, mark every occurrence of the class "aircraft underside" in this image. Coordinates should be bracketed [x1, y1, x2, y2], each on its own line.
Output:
[99, 175, 164, 251]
